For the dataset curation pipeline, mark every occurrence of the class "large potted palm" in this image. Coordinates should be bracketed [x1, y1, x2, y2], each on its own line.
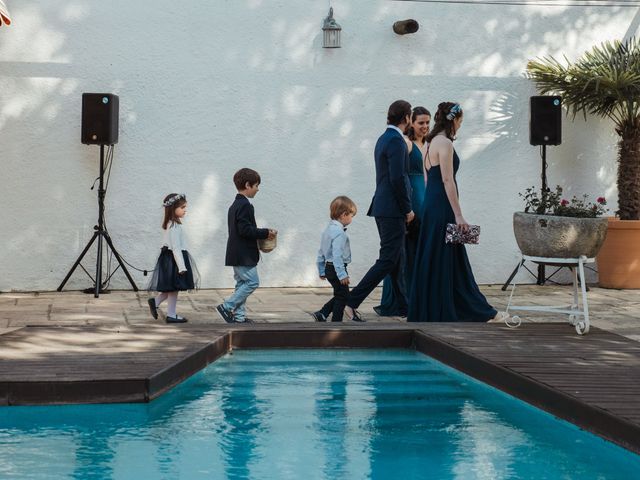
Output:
[527, 38, 640, 288]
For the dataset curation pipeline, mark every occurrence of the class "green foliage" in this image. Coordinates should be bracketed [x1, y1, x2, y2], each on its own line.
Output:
[526, 38, 640, 220]
[520, 186, 608, 218]
[526, 38, 640, 132]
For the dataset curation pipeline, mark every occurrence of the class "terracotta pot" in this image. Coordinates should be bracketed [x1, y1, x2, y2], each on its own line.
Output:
[513, 212, 608, 259]
[597, 217, 640, 288]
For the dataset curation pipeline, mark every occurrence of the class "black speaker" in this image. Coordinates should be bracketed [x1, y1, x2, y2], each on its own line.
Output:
[81, 93, 119, 145]
[530, 96, 561, 146]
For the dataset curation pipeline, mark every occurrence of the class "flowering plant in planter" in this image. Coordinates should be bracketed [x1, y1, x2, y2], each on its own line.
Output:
[520, 185, 608, 218]
[513, 186, 609, 258]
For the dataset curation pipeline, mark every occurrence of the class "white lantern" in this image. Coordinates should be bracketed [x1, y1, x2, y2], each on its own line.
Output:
[322, 7, 341, 48]
[0, 0, 12, 26]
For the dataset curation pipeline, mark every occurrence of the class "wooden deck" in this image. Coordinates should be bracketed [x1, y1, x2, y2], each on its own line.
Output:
[0, 323, 639, 455]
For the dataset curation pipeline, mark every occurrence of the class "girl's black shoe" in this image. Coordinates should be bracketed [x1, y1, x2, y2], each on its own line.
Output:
[166, 316, 187, 323]
[147, 298, 158, 319]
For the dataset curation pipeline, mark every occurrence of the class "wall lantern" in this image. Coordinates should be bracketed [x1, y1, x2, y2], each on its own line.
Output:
[0, 0, 12, 26]
[322, 7, 341, 48]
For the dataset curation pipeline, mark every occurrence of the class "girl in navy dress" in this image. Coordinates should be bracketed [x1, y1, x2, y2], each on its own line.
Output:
[408, 103, 497, 322]
[147, 193, 199, 323]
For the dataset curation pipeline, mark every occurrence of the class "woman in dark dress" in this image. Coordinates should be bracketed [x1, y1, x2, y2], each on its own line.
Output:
[408, 102, 498, 322]
[374, 107, 431, 316]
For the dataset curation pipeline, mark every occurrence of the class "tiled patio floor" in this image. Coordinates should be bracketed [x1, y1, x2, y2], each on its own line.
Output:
[1, 285, 638, 341]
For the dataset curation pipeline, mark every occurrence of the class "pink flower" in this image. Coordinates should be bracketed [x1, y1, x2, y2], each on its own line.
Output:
[597, 197, 606, 204]
[561, 199, 569, 206]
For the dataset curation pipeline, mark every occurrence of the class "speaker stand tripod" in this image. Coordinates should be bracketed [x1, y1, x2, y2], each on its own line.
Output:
[502, 144, 548, 290]
[501, 144, 589, 291]
[57, 145, 138, 297]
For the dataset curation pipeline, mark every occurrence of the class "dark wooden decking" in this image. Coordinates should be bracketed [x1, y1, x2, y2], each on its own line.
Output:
[1, 323, 639, 454]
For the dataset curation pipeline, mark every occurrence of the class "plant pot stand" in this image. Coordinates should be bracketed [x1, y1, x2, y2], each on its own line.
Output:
[504, 255, 594, 335]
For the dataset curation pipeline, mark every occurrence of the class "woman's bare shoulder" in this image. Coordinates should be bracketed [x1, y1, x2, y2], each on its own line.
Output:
[430, 135, 453, 152]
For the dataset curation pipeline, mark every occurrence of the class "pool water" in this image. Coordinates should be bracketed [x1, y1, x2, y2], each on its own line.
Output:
[1, 349, 638, 479]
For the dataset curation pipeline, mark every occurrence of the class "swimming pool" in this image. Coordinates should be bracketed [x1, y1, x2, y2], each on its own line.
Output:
[1, 349, 638, 479]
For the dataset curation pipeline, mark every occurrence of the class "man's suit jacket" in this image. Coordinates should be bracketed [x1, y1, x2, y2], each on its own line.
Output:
[367, 127, 412, 218]
[225, 194, 269, 266]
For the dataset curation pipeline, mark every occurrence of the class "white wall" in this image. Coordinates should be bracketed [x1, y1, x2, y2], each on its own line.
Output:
[0, 0, 635, 291]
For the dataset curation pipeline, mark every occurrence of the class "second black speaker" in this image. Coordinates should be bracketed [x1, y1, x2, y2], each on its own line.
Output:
[530, 96, 561, 146]
[81, 93, 119, 145]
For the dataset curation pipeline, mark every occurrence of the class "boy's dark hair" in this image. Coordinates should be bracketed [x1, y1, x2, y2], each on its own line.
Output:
[162, 193, 187, 230]
[330, 196, 357, 220]
[233, 168, 261, 190]
[387, 100, 412, 126]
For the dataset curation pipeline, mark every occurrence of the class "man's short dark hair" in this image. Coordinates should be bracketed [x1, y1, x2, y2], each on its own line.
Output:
[233, 168, 261, 190]
[387, 100, 412, 126]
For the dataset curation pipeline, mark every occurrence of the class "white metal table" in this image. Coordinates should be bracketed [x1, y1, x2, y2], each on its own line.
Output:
[504, 255, 594, 335]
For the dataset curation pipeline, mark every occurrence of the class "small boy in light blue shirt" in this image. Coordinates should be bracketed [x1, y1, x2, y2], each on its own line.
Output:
[312, 196, 357, 322]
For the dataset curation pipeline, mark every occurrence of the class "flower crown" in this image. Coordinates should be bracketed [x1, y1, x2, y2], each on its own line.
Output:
[446, 103, 462, 121]
[163, 193, 186, 208]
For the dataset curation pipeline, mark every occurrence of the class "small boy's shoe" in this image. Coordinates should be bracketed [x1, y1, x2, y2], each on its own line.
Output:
[216, 304, 235, 323]
[234, 317, 253, 324]
[147, 298, 158, 320]
[310, 311, 327, 322]
[166, 316, 187, 324]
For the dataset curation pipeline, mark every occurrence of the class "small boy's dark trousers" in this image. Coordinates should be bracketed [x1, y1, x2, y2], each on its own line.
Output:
[319, 263, 349, 322]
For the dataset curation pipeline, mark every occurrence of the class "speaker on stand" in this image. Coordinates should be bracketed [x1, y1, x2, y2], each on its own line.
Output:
[57, 93, 138, 297]
[501, 95, 562, 290]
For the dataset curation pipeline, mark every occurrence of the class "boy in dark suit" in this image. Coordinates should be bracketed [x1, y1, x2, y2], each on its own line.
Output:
[217, 168, 276, 323]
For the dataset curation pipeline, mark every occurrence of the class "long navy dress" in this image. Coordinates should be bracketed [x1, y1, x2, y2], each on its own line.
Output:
[374, 142, 426, 316]
[408, 149, 496, 322]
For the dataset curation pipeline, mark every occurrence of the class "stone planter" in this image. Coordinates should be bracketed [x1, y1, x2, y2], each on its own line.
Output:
[513, 212, 608, 259]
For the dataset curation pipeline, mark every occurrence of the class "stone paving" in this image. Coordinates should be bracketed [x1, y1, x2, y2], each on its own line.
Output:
[1, 285, 638, 341]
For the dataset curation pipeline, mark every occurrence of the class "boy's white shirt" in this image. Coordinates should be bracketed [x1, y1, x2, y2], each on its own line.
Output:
[316, 220, 351, 280]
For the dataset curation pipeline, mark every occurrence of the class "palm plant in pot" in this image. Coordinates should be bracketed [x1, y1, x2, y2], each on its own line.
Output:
[527, 38, 640, 288]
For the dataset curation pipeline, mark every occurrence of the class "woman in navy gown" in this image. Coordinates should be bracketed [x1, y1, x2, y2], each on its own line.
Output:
[408, 102, 497, 322]
[374, 107, 431, 317]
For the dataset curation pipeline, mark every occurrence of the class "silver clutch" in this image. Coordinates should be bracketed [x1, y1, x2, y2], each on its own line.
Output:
[445, 224, 480, 244]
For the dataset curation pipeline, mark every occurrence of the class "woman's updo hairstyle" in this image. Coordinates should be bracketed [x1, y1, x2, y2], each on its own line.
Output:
[426, 102, 463, 143]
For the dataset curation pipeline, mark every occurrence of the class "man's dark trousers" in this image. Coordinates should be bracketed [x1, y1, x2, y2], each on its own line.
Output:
[346, 217, 407, 313]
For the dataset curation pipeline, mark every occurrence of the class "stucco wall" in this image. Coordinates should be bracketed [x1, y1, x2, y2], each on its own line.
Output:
[0, 1, 634, 291]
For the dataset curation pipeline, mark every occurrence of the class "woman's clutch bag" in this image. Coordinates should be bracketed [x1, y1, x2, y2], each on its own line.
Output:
[445, 224, 480, 244]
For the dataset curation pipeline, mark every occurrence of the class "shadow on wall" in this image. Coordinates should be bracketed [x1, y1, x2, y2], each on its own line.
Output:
[0, 0, 632, 290]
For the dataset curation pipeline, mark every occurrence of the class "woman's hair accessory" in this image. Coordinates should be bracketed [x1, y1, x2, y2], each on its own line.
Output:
[163, 193, 186, 208]
[446, 103, 462, 121]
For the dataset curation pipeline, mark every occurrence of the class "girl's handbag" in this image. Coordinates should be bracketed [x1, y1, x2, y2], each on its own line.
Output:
[445, 224, 480, 245]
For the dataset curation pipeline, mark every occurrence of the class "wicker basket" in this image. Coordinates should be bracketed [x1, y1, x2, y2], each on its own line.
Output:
[258, 235, 277, 253]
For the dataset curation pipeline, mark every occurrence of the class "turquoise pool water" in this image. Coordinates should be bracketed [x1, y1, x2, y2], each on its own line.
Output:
[1, 349, 638, 479]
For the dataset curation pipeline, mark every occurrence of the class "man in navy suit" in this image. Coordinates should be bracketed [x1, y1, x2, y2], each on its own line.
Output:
[345, 100, 414, 321]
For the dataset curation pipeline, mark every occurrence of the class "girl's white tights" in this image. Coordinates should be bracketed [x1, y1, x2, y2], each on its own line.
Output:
[155, 291, 179, 318]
